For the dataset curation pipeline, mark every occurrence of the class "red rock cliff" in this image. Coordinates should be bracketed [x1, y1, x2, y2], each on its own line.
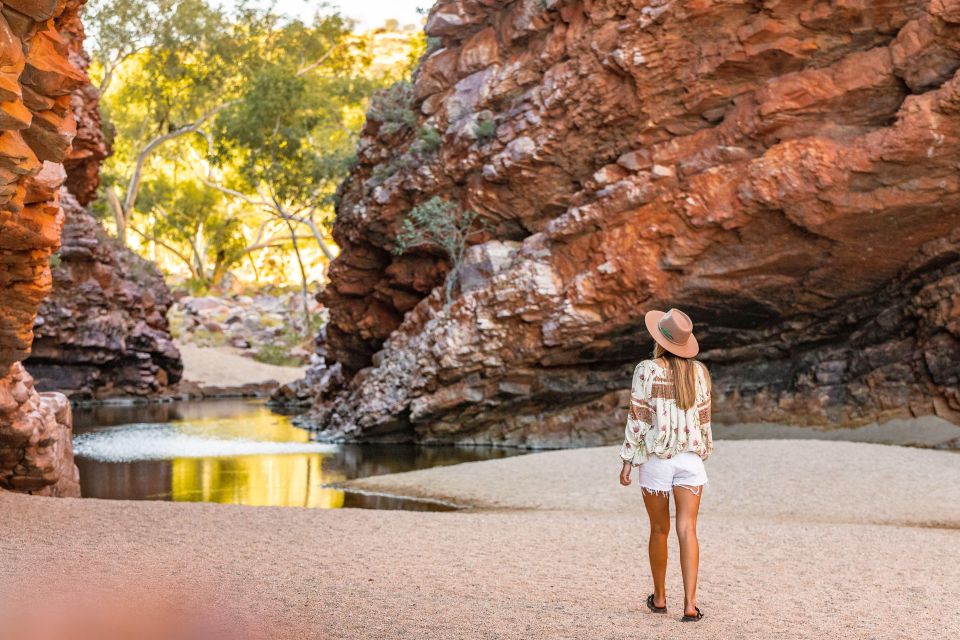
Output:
[306, 0, 960, 445]
[0, 0, 96, 496]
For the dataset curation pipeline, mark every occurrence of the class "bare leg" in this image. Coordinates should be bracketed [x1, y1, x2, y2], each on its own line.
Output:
[674, 485, 703, 617]
[641, 489, 671, 609]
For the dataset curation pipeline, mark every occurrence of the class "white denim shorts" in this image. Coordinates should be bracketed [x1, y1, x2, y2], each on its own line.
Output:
[637, 452, 708, 496]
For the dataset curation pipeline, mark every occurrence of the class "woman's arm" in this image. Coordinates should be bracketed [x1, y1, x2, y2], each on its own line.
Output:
[695, 362, 714, 460]
[619, 362, 652, 470]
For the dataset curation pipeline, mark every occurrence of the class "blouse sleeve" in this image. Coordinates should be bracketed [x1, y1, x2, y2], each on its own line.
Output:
[620, 361, 653, 466]
[695, 363, 714, 460]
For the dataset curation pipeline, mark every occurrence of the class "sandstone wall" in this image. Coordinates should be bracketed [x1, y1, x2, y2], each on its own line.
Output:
[27, 191, 184, 398]
[307, 0, 960, 446]
[0, 0, 93, 495]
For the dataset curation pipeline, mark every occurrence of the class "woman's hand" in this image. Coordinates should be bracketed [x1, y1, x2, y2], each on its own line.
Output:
[619, 461, 632, 486]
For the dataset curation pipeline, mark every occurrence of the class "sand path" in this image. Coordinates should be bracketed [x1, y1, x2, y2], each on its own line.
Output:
[176, 342, 306, 387]
[1, 440, 958, 638]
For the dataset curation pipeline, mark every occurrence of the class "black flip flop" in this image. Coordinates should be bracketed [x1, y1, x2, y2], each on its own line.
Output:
[646, 594, 667, 614]
[681, 606, 704, 622]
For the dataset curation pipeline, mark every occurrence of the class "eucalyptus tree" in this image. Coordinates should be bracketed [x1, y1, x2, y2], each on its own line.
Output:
[202, 15, 380, 323]
[86, 0, 266, 245]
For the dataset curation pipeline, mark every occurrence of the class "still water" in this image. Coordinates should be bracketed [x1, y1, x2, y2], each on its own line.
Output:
[72, 400, 524, 510]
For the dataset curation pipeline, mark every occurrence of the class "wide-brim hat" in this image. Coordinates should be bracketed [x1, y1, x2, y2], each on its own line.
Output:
[644, 308, 699, 358]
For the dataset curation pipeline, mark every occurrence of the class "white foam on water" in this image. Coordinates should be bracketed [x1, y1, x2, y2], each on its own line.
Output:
[73, 423, 339, 462]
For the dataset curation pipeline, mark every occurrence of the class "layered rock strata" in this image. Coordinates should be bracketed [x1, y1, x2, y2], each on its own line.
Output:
[306, 0, 960, 446]
[24, 0, 183, 399]
[0, 0, 94, 495]
[27, 191, 184, 398]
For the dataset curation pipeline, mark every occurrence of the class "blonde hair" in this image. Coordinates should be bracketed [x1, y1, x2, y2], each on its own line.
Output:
[653, 343, 709, 411]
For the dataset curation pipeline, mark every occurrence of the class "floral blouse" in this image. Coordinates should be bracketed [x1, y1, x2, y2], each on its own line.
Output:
[619, 359, 713, 466]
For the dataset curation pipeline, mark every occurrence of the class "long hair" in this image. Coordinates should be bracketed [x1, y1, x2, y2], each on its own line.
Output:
[653, 343, 705, 411]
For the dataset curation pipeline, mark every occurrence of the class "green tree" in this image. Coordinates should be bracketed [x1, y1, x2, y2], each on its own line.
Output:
[86, 0, 422, 303]
[132, 169, 314, 288]
[202, 15, 378, 325]
[88, 0, 264, 244]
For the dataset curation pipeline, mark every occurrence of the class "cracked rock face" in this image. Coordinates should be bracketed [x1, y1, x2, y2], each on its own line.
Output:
[0, 0, 95, 496]
[307, 0, 960, 446]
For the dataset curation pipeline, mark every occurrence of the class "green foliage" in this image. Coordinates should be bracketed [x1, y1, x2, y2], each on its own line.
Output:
[48, 252, 62, 269]
[88, 0, 249, 161]
[252, 343, 303, 366]
[189, 326, 228, 347]
[86, 0, 419, 295]
[137, 172, 250, 286]
[414, 124, 442, 153]
[211, 14, 375, 216]
[473, 119, 497, 145]
[251, 312, 323, 365]
[182, 277, 211, 296]
[404, 32, 428, 74]
[368, 81, 417, 135]
[393, 197, 488, 306]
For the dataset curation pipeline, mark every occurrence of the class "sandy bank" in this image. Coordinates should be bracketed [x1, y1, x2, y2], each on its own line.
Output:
[1, 440, 958, 639]
[176, 342, 306, 388]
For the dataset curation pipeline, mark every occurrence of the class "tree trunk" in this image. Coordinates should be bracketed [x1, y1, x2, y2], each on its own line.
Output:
[283, 220, 313, 335]
[105, 186, 127, 246]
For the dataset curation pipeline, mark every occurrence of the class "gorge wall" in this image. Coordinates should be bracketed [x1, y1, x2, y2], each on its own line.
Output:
[306, 0, 960, 446]
[0, 0, 94, 494]
[24, 0, 182, 399]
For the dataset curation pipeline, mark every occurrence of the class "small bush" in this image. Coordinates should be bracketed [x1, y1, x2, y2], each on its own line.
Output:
[191, 327, 228, 348]
[369, 81, 417, 136]
[49, 252, 62, 269]
[252, 343, 305, 367]
[183, 277, 211, 296]
[370, 158, 402, 186]
[415, 124, 442, 153]
[393, 196, 489, 306]
[473, 119, 496, 145]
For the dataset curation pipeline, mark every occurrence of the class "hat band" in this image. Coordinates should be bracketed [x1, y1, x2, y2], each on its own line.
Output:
[658, 319, 683, 345]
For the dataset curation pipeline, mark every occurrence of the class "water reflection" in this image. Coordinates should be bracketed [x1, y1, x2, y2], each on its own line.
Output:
[169, 453, 344, 508]
[73, 400, 520, 510]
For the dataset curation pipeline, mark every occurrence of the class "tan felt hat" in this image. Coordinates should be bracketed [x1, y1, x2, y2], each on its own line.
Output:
[644, 308, 699, 358]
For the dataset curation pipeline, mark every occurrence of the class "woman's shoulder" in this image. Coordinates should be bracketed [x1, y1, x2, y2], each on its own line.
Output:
[635, 359, 659, 371]
[631, 359, 657, 382]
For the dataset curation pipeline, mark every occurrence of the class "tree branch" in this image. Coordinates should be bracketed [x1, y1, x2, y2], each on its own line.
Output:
[105, 186, 126, 243]
[295, 41, 344, 77]
[99, 44, 150, 94]
[122, 101, 238, 218]
[127, 224, 196, 276]
[197, 174, 273, 209]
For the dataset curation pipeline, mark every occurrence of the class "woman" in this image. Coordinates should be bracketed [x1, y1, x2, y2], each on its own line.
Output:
[618, 308, 713, 622]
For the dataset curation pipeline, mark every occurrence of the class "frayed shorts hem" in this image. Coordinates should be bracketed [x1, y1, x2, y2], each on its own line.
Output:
[639, 482, 706, 497]
[636, 451, 708, 497]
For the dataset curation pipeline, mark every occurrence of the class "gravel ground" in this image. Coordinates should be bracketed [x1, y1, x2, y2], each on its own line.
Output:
[1, 440, 958, 639]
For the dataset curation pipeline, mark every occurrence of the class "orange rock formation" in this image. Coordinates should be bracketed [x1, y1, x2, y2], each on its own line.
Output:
[0, 0, 91, 495]
[306, 0, 960, 445]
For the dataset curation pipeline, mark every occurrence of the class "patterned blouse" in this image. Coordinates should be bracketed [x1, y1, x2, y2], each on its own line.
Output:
[619, 359, 714, 466]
